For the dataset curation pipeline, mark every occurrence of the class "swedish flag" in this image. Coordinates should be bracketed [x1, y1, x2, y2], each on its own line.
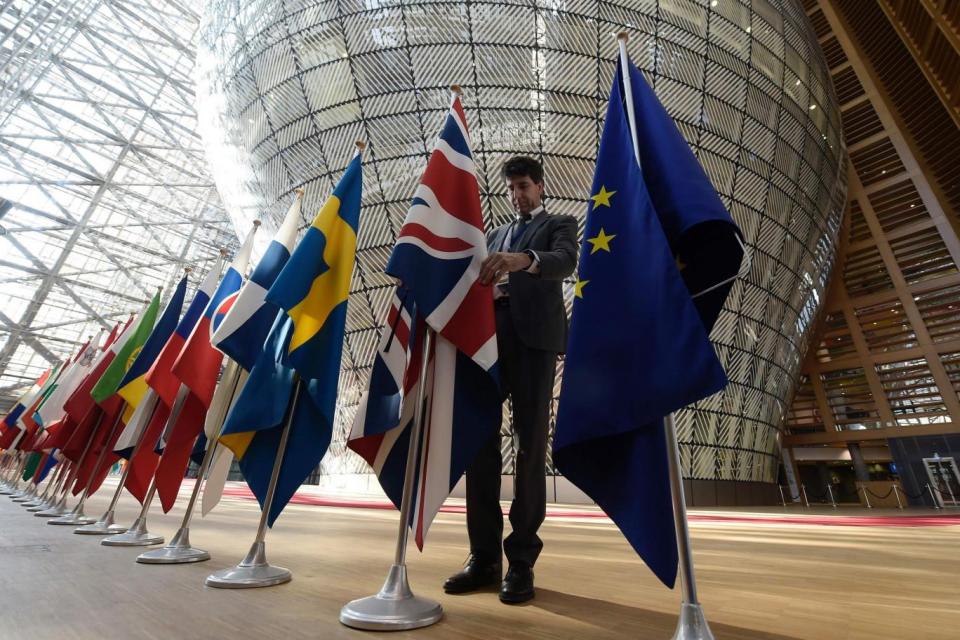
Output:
[219, 154, 362, 525]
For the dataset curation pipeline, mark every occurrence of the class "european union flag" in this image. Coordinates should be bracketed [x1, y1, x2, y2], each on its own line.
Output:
[219, 153, 362, 526]
[554, 55, 743, 588]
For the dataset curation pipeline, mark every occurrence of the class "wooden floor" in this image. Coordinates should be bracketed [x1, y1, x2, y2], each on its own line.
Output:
[1, 482, 957, 640]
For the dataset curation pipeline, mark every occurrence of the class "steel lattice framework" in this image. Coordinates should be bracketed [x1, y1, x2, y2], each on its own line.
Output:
[0, 0, 237, 411]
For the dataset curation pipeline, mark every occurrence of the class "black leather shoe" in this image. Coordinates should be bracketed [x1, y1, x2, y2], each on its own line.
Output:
[499, 563, 534, 604]
[443, 555, 502, 594]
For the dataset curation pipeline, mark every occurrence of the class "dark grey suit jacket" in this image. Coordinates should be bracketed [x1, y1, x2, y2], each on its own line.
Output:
[487, 211, 578, 353]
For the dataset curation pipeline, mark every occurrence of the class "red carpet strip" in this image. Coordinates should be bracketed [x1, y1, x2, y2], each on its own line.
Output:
[216, 485, 960, 527]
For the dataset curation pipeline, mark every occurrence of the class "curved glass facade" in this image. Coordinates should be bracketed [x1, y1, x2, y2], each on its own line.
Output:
[196, 0, 848, 485]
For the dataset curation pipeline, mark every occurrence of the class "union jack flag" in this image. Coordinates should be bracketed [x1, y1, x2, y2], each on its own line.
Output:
[348, 94, 500, 548]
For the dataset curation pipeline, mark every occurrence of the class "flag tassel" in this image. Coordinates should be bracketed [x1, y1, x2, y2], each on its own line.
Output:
[204, 375, 301, 588]
[617, 32, 714, 640]
[340, 327, 443, 631]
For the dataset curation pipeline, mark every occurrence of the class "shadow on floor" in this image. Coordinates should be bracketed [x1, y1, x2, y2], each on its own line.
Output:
[531, 589, 802, 640]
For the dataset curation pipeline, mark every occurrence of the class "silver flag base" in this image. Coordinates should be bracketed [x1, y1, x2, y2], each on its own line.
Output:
[48, 507, 95, 526]
[26, 500, 52, 512]
[11, 492, 34, 502]
[74, 510, 127, 535]
[0, 486, 18, 495]
[340, 564, 443, 631]
[35, 499, 68, 517]
[101, 516, 163, 546]
[205, 541, 291, 589]
[23, 497, 47, 508]
[671, 603, 715, 640]
[137, 528, 210, 564]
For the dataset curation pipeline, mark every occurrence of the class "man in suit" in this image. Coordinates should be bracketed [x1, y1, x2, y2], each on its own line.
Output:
[443, 156, 578, 604]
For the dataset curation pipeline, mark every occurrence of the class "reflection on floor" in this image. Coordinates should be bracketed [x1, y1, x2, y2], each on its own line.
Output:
[0, 478, 956, 640]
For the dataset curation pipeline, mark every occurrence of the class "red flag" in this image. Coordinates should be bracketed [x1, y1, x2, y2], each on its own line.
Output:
[62, 322, 123, 423]
[154, 393, 207, 511]
[71, 405, 123, 495]
[124, 402, 170, 503]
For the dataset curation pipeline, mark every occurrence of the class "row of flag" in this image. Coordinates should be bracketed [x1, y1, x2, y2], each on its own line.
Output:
[0, 47, 742, 588]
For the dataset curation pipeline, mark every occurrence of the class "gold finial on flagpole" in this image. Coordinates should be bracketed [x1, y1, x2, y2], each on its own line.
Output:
[617, 31, 629, 42]
[355, 140, 367, 152]
[219, 247, 230, 257]
[295, 187, 305, 196]
[253, 219, 262, 228]
[184, 266, 193, 274]
[450, 84, 463, 96]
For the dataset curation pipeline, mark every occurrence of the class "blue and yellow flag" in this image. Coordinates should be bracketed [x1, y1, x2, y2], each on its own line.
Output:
[554, 53, 743, 588]
[219, 154, 362, 525]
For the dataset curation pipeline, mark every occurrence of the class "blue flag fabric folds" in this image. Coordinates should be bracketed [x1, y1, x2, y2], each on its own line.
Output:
[219, 155, 361, 526]
[554, 56, 742, 588]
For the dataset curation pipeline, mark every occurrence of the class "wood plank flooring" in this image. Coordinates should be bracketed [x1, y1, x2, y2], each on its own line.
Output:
[0, 482, 957, 640]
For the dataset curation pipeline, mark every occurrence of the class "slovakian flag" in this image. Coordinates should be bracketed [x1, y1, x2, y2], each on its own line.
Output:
[212, 194, 302, 370]
[203, 192, 303, 516]
[154, 228, 258, 512]
[554, 50, 743, 588]
[219, 154, 361, 526]
[347, 95, 500, 548]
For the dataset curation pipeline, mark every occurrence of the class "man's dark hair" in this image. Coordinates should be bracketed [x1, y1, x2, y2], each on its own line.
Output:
[501, 156, 544, 184]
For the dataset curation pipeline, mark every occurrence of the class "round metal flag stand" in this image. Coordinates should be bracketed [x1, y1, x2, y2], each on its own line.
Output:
[340, 328, 443, 631]
[74, 459, 131, 535]
[138, 441, 220, 564]
[100, 479, 164, 546]
[76, 392, 163, 535]
[49, 412, 119, 526]
[204, 377, 302, 588]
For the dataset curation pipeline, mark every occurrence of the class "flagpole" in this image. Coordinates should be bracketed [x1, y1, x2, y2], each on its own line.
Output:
[101, 386, 190, 547]
[341, 325, 443, 631]
[205, 375, 300, 588]
[138, 360, 244, 564]
[1, 452, 27, 495]
[23, 457, 60, 507]
[27, 459, 68, 511]
[24, 458, 60, 507]
[44, 411, 106, 523]
[103, 386, 189, 547]
[76, 391, 162, 535]
[35, 460, 75, 517]
[49, 408, 125, 526]
[616, 33, 714, 640]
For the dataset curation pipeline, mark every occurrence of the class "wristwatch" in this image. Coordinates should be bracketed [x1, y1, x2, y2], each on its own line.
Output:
[523, 249, 540, 270]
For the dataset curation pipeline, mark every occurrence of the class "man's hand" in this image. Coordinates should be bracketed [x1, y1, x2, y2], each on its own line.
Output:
[478, 252, 533, 285]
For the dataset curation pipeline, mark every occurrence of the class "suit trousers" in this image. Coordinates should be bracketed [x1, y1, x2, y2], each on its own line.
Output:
[465, 302, 557, 568]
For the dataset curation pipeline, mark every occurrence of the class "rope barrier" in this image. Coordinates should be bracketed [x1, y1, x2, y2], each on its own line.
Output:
[862, 486, 896, 500]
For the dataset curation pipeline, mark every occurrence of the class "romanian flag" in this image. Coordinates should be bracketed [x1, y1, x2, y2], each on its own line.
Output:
[219, 153, 362, 526]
